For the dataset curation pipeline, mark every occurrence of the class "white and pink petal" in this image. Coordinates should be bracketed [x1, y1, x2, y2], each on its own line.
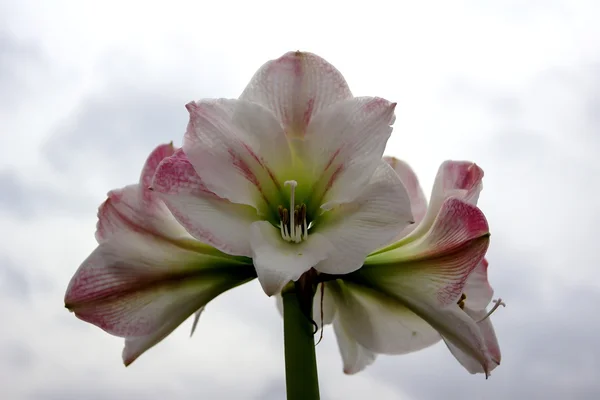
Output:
[152, 152, 260, 257]
[96, 143, 190, 243]
[384, 156, 428, 237]
[370, 197, 490, 264]
[444, 307, 501, 375]
[313, 161, 413, 275]
[240, 51, 353, 136]
[410, 161, 484, 238]
[65, 232, 254, 365]
[333, 317, 377, 375]
[356, 224, 494, 375]
[304, 97, 397, 206]
[328, 280, 441, 355]
[463, 259, 494, 311]
[183, 99, 289, 210]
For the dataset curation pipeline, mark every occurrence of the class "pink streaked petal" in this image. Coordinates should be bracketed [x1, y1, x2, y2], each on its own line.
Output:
[333, 317, 377, 375]
[65, 233, 254, 365]
[314, 161, 412, 275]
[384, 156, 428, 238]
[464, 259, 494, 311]
[370, 197, 489, 265]
[409, 161, 484, 239]
[183, 99, 289, 210]
[139, 143, 177, 192]
[95, 185, 191, 244]
[152, 152, 259, 257]
[304, 97, 396, 206]
[444, 308, 501, 375]
[329, 281, 441, 355]
[249, 221, 334, 296]
[358, 234, 494, 375]
[96, 143, 189, 243]
[240, 51, 352, 136]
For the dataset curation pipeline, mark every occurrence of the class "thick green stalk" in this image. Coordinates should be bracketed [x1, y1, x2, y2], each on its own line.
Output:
[282, 287, 320, 400]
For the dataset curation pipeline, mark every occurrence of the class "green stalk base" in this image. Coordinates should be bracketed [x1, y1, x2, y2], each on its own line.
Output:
[282, 288, 320, 400]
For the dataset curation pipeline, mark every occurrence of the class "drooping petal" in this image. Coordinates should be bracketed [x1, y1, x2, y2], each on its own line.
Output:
[152, 151, 260, 257]
[274, 282, 337, 329]
[328, 280, 441, 355]
[333, 317, 377, 375]
[370, 197, 489, 262]
[313, 161, 413, 275]
[408, 161, 484, 239]
[444, 308, 501, 374]
[355, 224, 494, 374]
[183, 99, 290, 210]
[249, 221, 334, 296]
[463, 259, 494, 311]
[64, 232, 254, 365]
[96, 143, 190, 243]
[240, 51, 353, 136]
[384, 156, 428, 234]
[304, 97, 397, 206]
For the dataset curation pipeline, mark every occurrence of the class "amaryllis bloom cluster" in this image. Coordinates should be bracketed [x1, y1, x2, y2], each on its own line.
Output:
[64, 51, 501, 375]
[280, 158, 503, 376]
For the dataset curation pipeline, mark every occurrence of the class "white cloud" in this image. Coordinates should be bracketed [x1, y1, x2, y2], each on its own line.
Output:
[1, 0, 600, 399]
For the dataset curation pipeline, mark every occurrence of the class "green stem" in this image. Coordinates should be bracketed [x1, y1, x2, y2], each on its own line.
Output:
[282, 287, 320, 400]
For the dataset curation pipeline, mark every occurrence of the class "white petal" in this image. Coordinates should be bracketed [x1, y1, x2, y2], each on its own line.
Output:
[183, 99, 290, 210]
[249, 221, 334, 296]
[329, 281, 441, 355]
[463, 259, 494, 311]
[384, 156, 428, 238]
[444, 308, 501, 375]
[313, 161, 413, 275]
[152, 151, 260, 257]
[240, 51, 352, 136]
[65, 232, 254, 365]
[333, 317, 377, 375]
[303, 97, 396, 205]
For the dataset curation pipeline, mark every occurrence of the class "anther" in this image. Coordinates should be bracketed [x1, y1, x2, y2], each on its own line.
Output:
[457, 293, 467, 310]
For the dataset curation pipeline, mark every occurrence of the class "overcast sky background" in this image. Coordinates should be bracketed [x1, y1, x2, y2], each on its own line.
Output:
[1, 0, 599, 399]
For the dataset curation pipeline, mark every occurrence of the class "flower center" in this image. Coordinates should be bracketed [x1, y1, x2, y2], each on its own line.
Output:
[279, 180, 309, 243]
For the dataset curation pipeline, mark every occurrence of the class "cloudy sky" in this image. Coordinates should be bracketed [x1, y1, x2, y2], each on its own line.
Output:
[1, 0, 599, 399]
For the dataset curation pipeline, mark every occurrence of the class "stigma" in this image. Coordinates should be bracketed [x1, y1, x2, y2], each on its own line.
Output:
[279, 180, 309, 243]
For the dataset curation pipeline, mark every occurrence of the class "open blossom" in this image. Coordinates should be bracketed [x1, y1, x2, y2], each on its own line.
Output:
[152, 51, 413, 296]
[280, 159, 502, 376]
[64, 144, 256, 365]
[64, 51, 413, 364]
[64, 51, 501, 376]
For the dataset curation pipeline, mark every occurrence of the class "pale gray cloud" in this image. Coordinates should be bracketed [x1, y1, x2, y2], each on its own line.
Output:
[2, 1, 600, 399]
[0, 257, 30, 300]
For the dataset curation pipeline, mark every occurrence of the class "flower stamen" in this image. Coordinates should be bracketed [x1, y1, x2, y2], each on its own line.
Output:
[477, 298, 506, 323]
[279, 181, 309, 243]
[457, 293, 467, 309]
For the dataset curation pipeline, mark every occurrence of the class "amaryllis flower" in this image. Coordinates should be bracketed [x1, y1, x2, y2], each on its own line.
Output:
[64, 144, 257, 365]
[152, 51, 413, 296]
[279, 159, 502, 376]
